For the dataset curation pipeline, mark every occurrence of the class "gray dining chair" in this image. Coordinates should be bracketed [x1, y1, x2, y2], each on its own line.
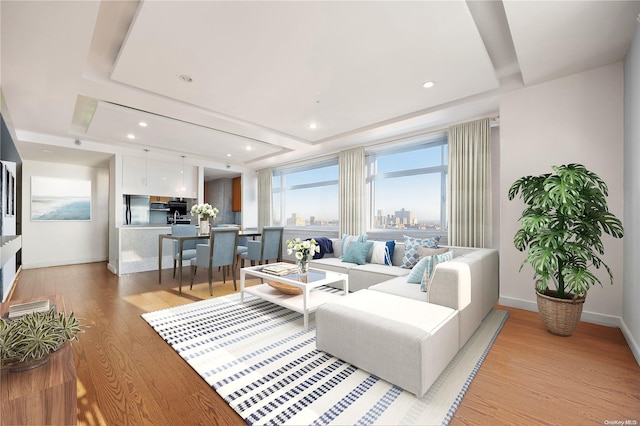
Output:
[171, 224, 198, 279]
[241, 226, 283, 267]
[190, 227, 239, 295]
[219, 224, 248, 277]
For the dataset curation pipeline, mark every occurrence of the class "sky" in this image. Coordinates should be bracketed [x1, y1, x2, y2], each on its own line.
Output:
[31, 176, 91, 198]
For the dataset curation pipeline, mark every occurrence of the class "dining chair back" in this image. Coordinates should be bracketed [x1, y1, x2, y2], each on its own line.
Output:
[241, 226, 283, 267]
[190, 227, 239, 295]
[171, 224, 198, 279]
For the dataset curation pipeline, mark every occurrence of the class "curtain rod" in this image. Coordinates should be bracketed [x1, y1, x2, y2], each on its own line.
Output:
[364, 115, 500, 151]
[270, 115, 500, 171]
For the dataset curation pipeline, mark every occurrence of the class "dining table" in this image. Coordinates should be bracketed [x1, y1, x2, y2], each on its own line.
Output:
[158, 229, 261, 295]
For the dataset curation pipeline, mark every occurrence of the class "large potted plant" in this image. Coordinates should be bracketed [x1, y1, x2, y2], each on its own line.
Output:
[508, 163, 623, 336]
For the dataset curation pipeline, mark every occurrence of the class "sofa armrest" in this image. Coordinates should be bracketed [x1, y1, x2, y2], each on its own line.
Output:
[428, 262, 471, 312]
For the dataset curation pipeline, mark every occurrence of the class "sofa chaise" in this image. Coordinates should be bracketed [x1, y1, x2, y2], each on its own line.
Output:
[313, 237, 499, 397]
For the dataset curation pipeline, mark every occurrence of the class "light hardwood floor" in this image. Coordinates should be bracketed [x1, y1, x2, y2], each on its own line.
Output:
[8, 262, 640, 425]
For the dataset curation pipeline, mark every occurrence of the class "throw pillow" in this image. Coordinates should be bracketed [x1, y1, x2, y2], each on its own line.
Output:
[341, 233, 367, 258]
[435, 250, 454, 264]
[369, 241, 396, 265]
[407, 255, 436, 284]
[417, 246, 449, 258]
[401, 235, 441, 268]
[342, 241, 373, 265]
[420, 250, 454, 292]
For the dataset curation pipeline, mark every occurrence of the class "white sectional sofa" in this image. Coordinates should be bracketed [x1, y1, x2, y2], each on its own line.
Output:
[313, 237, 499, 397]
[308, 238, 411, 292]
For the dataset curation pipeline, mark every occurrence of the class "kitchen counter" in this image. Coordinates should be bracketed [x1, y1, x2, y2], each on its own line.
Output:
[118, 227, 181, 275]
[116, 224, 245, 276]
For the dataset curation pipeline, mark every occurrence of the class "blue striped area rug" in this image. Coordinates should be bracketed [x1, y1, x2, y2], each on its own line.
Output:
[141, 290, 508, 425]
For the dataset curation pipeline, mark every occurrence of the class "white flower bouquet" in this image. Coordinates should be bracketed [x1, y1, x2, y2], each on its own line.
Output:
[190, 203, 218, 219]
[286, 238, 320, 275]
[286, 237, 320, 260]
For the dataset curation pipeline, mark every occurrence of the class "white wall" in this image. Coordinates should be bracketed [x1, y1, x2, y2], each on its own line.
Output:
[22, 160, 110, 268]
[623, 25, 640, 362]
[499, 63, 625, 325]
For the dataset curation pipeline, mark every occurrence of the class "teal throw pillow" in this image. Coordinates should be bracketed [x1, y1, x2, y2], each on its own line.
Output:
[342, 241, 373, 265]
[435, 251, 454, 264]
[341, 233, 367, 258]
[401, 235, 441, 268]
[420, 250, 454, 291]
[407, 255, 436, 284]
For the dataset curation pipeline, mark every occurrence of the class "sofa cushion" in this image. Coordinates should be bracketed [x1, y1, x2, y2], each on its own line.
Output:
[370, 276, 428, 302]
[309, 257, 356, 275]
[316, 289, 459, 397]
[368, 240, 396, 265]
[401, 235, 441, 268]
[342, 241, 373, 265]
[341, 234, 368, 258]
[349, 264, 410, 292]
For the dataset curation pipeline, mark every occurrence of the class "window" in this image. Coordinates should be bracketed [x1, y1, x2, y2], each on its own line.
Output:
[366, 136, 448, 235]
[272, 159, 339, 229]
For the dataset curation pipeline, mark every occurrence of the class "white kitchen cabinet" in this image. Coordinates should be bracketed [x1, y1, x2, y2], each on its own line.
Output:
[122, 156, 197, 198]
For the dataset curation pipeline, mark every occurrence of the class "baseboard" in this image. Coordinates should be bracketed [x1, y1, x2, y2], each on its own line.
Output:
[499, 296, 622, 328]
[2, 265, 22, 303]
[22, 257, 108, 270]
[107, 262, 118, 276]
[620, 319, 640, 366]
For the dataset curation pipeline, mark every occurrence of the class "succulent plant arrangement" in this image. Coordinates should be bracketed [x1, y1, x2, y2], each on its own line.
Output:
[0, 307, 84, 368]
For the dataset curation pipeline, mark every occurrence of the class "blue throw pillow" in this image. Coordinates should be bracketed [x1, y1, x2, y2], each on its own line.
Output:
[342, 241, 373, 265]
[407, 255, 436, 284]
[369, 241, 396, 265]
[401, 235, 441, 268]
[341, 234, 367, 258]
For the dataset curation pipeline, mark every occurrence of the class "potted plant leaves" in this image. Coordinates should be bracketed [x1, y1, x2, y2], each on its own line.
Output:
[508, 163, 623, 336]
[0, 307, 84, 371]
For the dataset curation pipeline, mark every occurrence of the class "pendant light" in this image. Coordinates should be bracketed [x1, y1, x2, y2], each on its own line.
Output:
[181, 155, 186, 193]
[144, 149, 150, 186]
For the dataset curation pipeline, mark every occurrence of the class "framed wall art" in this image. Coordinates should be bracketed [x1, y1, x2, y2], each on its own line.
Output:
[31, 176, 91, 221]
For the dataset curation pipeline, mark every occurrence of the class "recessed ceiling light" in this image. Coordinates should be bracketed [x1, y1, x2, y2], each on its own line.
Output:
[126, 133, 136, 139]
[308, 122, 319, 130]
[227, 153, 232, 157]
[245, 145, 252, 151]
[138, 121, 148, 127]
[422, 81, 435, 89]
[179, 74, 193, 83]
[41, 149, 52, 153]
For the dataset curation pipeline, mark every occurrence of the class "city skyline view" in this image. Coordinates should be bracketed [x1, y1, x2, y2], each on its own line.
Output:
[273, 139, 447, 228]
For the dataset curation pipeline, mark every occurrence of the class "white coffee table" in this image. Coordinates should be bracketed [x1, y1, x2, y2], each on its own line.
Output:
[240, 264, 349, 328]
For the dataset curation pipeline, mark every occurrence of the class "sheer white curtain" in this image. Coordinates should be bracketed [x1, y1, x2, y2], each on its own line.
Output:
[339, 147, 366, 236]
[257, 168, 272, 231]
[448, 118, 492, 247]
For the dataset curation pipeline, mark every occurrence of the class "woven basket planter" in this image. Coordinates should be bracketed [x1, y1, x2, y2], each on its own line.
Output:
[536, 290, 586, 336]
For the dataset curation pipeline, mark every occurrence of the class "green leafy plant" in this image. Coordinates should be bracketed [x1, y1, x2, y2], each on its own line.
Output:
[508, 163, 624, 299]
[0, 308, 84, 364]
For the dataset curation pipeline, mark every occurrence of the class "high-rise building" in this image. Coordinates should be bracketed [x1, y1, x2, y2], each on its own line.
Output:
[287, 212, 306, 226]
[395, 208, 413, 225]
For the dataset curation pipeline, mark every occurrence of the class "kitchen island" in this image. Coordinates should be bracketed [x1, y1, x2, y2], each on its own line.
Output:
[117, 225, 190, 275]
